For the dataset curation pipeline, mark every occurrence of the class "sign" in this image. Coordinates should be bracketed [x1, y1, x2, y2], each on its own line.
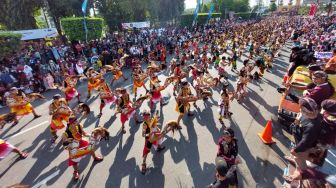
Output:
[315, 52, 333, 59]
[121, 22, 150, 29]
[11, 28, 58, 41]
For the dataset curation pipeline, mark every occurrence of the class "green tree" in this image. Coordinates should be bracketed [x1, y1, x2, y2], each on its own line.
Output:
[201, 3, 210, 13]
[0, 32, 22, 59]
[0, 0, 44, 30]
[44, 0, 83, 36]
[269, 2, 277, 12]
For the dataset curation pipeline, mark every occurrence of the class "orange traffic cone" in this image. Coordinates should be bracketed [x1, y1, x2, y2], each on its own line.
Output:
[258, 120, 276, 144]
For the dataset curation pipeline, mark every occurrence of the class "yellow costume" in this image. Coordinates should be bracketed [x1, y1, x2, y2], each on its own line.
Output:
[7, 95, 33, 116]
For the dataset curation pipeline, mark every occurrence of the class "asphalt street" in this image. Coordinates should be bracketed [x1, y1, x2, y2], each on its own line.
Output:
[0, 43, 294, 188]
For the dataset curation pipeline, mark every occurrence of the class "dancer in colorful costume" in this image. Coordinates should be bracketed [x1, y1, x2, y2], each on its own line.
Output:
[49, 94, 72, 143]
[62, 117, 108, 180]
[0, 139, 28, 159]
[6, 87, 42, 125]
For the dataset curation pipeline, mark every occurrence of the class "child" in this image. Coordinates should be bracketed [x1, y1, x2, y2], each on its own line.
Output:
[218, 87, 234, 124]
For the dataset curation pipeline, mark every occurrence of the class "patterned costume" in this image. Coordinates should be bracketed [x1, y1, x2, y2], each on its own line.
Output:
[0, 139, 14, 159]
[6, 94, 33, 116]
[87, 69, 103, 98]
[63, 76, 80, 102]
[99, 82, 117, 116]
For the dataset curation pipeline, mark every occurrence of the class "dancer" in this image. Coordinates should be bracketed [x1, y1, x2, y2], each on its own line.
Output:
[98, 82, 117, 118]
[132, 66, 148, 100]
[116, 88, 136, 133]
[49, 94, 73, 143]
[141, 110, 165, 174]
[86, 68, 103, 99]
[6, 87, 42, 126]
[235, 69, 249, 104]
[63, 74, 81, 103]
[218, 87, 235, 124]
[176, 80, 199, 128]
[0, 139, 28, 159]
[62, 117, 106, 180]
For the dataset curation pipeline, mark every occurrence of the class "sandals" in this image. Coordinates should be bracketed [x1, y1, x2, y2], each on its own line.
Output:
[141, 163, 147, 174]
[94, 155, 104, 162]
[73, 171, 80, 180]
[51, 135, 58, 143]
[157, 146, 166, 152]
[33, 115, 41, 119]
[12, 121, 19, 126]
[19, 152, 28, 159]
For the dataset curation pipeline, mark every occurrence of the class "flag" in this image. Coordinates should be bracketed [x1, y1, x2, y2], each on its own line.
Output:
[309, 3, 317, 16]
[207, 3, 215, 23]
[82, 0, 88, 15]
[193, 0, 201, 24]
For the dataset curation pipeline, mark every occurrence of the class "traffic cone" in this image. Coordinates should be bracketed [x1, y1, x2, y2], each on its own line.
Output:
[258, 120, 276, 144]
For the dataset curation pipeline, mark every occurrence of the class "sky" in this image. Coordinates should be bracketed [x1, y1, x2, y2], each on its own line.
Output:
[184, 0, 291, 9]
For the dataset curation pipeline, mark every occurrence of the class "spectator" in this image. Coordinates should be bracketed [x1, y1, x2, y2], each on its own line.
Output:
[207, 157, 236, 188]
[286, 97, 323, 170]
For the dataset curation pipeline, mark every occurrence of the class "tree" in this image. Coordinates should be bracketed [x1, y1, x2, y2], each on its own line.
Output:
[61, 17, 104, 41]
[269, 2, 277, 12]
[201, 3, 210, 13]
[44, 0, 83, 36]
[0, 0, 44, 30]
[0, 32, 22, 60]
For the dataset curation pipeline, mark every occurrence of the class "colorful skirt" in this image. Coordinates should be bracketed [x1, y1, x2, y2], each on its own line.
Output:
[88, 79, 101, 91]
[113, 71, 123, 80]
[120, 105, 135, 124]
[68, 139, 90, 166]
[103, 96, 117, 105]
[133, 80, 145, 92]
[151, 91, 161, 103]
[10, 103, 33, 116]
[0, 139, 14, 159]
[65, 88, 78, 101]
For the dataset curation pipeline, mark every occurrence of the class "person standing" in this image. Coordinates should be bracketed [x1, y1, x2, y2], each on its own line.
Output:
[207, 157, 236, 188]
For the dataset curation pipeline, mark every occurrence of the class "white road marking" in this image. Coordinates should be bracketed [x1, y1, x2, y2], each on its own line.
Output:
[31, 169, 60, 188]
[5, 121, 49, 140]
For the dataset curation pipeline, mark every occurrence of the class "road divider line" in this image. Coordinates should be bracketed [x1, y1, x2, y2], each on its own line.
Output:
[5, 121, 49, 140]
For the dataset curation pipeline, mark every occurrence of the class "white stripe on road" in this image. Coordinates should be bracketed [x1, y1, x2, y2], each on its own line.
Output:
[31, 169, 60, 188]
[5, 121, 49, 140]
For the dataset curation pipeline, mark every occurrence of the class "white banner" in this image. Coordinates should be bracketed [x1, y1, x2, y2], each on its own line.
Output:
[315, 52, 333, 59]
[11, 28, 58, 40]
[121, 21, 150, 29]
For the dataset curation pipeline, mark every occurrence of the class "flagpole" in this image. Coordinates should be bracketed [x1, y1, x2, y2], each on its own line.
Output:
[82, 0, 88, 43]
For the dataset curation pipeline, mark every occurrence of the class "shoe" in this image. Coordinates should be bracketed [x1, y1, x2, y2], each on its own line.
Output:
[157, 146, 166, 152]
[87, 95, 91, 99]
[94, 155, 104, 162]
[19, 152, 28, 159]
[277, 87, 286, 94]
[33, 115, 41, 119]
[122, 128, 126, 134]
[12, 121, 19, 126]
[141, 163, 146, 174]
[177, 125, 182, 130]
[97, 113, 102, 118]
[73, 171, 80, 180]
[51, 135, 58, 143]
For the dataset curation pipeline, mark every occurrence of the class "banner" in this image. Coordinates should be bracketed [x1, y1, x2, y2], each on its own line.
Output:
[82, 0, 88, 42]
[11, 28, 58, 40]
[82, 0, 88, 14]
[121, 22, 150, 29]
[314, 52, 333, 59]
[207, 3, 215, 23]
[309, 3, 318, 16]
[193, 0, 201, 24]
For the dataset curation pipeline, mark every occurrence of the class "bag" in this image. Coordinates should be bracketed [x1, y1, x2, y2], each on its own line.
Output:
[290, 123, 304, 143]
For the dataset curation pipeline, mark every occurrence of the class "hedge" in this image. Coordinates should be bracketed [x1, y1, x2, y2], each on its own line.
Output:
[60, 17, 104, 41]
[180, 13, 222, 26]
[234, 12, 258, 19]
[0, 32, 22, 59]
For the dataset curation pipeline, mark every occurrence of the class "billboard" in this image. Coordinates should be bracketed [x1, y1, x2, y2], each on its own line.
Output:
[121, 21, 150, 29]
[11, 28, 58, 41]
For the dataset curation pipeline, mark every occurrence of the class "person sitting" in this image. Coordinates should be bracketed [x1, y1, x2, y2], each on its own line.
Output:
[278, 71, 334, 108]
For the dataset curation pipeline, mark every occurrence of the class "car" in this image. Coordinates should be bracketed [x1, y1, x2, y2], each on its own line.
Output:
[278, 66, 312, 126]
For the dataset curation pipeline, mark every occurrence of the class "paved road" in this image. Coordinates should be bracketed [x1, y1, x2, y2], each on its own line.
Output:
[0, 43, 294, 188]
